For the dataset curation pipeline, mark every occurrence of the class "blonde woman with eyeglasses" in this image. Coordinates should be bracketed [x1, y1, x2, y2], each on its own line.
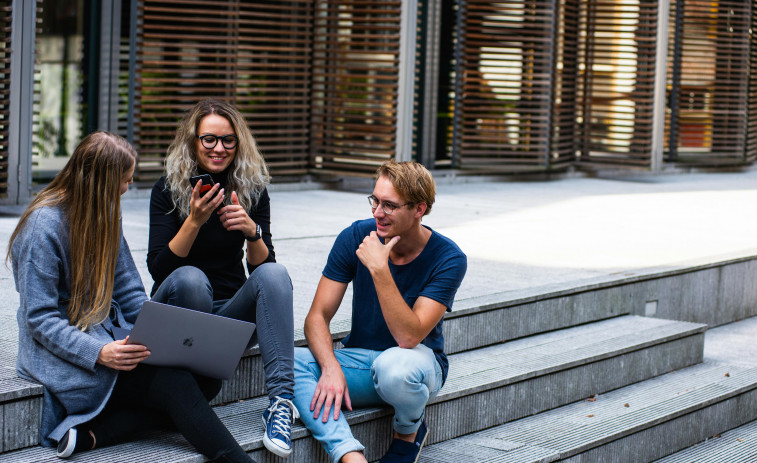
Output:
[147, 99, 297, 458]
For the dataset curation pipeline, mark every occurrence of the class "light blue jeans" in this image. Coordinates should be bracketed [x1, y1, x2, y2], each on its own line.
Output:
[293, 344, 443, 463]
[152, 263, 295, 399]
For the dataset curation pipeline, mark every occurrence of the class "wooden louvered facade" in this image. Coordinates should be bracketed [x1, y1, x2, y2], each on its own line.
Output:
[575, 0, 659, 167]
[550, 0, 580, 167]
[666, 0, 755, 165]
[134, 0, 401, 182]
[310, 0, 402, 176]
[453, 0, 558, 172]
[6, 0, 757, 203]
[135, 0, 314, 182]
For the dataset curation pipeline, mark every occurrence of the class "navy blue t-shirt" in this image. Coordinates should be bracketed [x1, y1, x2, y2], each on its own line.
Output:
[323, 219, 467, 382]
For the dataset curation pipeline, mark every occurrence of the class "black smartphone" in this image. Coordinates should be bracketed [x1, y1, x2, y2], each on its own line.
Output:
[189, 174, 214, 194]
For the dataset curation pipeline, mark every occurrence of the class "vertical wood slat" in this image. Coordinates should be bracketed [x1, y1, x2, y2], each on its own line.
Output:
[577, 0, 659, 167]
[118, 0, 132, 140]
[551, 0, 580, 166]
[135, 0, 313, 181]
[309, 0, 402, 175]
[665, 0, 752, 165]
[0, 3, 10, 197]
[748, 1, 757, 162]
[30, 0, 42, 173]
[454, 0, 557, 172]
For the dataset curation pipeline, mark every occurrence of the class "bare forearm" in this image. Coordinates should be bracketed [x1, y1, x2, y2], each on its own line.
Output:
[371, 267, 425, 348]
[304, 313, 342, 372]
[246, 238, 270, 266]
[168, 218, 202, 257]
[370, 262, 449, 350]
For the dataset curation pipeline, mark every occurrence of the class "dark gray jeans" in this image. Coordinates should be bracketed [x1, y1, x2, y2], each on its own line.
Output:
[151, 263, 295, 399]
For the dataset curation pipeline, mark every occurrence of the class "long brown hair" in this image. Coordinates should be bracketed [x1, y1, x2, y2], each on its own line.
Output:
[8, 131, 137, 330]
[164, 99, 269, 219]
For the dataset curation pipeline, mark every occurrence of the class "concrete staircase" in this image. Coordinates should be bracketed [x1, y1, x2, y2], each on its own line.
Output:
[5, 299, 746, 462]
[418, 362, 757, 462]
[3, 259, 757, 461]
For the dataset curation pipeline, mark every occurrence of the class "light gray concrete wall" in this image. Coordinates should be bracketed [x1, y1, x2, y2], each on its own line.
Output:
[445, 256, 757, 353]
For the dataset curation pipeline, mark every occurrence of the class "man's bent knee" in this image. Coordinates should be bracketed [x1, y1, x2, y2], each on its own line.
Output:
[370, 346, 437, 404]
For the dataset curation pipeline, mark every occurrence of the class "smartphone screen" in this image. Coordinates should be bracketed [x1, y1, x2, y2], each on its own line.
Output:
[189, 174, 214, 194]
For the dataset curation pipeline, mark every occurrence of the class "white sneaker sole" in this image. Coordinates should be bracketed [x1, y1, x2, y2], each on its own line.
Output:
[56, 428, 77, 459]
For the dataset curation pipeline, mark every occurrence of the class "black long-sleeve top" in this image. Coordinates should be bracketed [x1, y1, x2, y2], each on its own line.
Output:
[147, 172, 276, 300]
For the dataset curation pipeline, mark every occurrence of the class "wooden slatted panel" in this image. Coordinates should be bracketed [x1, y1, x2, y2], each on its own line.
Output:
[748, 1, 757, 161]
[577, 0, 658, 167]
[550, 0, 580, 166]
[118, 0, 132, 140]
[0, 2, 10, 197]
[310, 0, 401, 175]
[236, 1, 312, 176]
[136, 0, 239, 180]
[455, 0, 557, 172]
[136, 0, 312, 181]
[665, 0, 752, 165]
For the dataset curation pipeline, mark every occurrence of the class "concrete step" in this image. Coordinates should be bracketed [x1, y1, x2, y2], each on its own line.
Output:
[654, 418, 757, 463]
[0, 290, 645, 455]
[0, 316, 705, 461]
[418, 361, 757, 463]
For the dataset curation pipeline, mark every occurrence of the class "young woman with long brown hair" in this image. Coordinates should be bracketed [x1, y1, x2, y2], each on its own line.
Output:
[9, 131, 255, 462]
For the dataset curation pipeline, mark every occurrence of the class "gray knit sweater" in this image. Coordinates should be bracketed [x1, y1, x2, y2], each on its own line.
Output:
[11, 206, 148, 446]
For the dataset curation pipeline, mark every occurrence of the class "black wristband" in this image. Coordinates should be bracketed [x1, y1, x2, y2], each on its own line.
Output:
[245, 223, 262, 242]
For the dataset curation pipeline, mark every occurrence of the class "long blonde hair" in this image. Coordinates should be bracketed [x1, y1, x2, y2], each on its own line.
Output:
[8, 131, 137, 330]
[164, 99, 269, 219]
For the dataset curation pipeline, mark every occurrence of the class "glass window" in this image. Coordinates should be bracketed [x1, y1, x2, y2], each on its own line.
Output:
[32, 0, 87, 183]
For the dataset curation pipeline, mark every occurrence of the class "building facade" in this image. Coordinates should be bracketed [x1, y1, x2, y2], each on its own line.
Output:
[2, 0, 756, 204]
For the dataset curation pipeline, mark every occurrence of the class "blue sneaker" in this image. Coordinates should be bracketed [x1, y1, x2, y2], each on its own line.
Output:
[261, 396, 299, 458]
[379, 420, 429, 463]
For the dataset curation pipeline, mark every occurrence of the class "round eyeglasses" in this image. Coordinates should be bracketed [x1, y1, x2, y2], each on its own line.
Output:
[367, 195, 411, 215]
[197, 134, 238, 150]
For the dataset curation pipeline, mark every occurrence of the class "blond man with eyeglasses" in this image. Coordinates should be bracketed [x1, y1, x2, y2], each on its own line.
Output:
[292, 160, 467, 463]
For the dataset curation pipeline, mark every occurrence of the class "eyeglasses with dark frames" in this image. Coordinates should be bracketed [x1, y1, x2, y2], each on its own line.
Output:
[197, 134, 238, 150]
[367, 195, 412, 215]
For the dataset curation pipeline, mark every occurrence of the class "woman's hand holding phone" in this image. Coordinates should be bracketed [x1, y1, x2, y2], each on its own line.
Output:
[188, 179, 224, 226]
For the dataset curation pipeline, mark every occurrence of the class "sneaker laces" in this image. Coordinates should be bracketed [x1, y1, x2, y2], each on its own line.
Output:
[267, 397, 300, 438]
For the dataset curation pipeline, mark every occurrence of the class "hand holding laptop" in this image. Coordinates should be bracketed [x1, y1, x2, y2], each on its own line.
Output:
[113, 301, 256, 379]
[97, 337, 150, 371]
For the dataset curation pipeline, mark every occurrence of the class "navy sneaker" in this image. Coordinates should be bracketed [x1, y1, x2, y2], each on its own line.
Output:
[379, 420, 429, 463]
[56, 428, 77, 459]
[261, 396, 299, 458]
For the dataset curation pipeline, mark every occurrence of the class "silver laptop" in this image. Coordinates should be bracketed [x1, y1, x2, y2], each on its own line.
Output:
[114, 301, 256, 379]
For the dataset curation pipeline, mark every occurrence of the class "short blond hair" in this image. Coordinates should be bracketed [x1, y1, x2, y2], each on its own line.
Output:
[375, 160, 435, 215]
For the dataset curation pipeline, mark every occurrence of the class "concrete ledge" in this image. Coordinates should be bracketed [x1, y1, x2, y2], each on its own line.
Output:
[450, 254, 757, 344]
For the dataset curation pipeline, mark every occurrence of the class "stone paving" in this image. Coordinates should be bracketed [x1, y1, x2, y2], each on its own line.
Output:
[3, 170, 757, 348]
